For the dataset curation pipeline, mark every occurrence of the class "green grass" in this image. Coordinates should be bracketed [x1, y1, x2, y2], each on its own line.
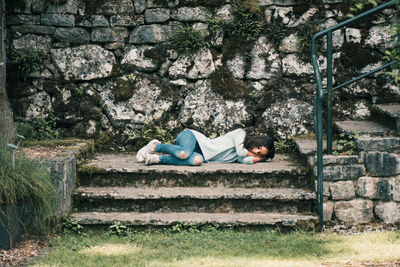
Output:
[33, 228, 400, 266]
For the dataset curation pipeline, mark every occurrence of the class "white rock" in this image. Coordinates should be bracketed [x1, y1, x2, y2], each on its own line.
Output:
[51, 45, 115, 81]
[168, 49, 215, 79]
[227, 54, 245, 79]
[365, 25, 394, 48]
[282, 54, 313, 75]
[25, 91, 52, 119]
[247, 36, 281, 80]
[178, 80, 251, 135]
[121, 45, 158, 72]
[345, 28, 362, 44]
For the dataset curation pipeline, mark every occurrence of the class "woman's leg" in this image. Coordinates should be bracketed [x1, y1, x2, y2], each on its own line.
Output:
[155, 129, 197, 159]
[159, 152, 203, 166]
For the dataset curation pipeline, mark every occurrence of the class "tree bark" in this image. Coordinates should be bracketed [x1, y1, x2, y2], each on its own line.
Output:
[0, 0, 16, 142]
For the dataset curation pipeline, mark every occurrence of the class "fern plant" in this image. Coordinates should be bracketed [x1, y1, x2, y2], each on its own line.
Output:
[169, 26, 209, 54]
[10, 47, 43, 80]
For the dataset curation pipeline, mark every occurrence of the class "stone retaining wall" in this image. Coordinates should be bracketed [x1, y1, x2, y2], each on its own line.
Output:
[317, 152, 400, 226]
[38, 141, 93, 214]
[5, 0, 399, 149]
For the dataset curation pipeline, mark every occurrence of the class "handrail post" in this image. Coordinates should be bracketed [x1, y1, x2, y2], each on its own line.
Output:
[316, 98, 324, 228]
[326, 31, 333, 155]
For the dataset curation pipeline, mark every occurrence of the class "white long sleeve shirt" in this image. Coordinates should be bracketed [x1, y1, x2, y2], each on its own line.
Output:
[190, 128, 253, 164]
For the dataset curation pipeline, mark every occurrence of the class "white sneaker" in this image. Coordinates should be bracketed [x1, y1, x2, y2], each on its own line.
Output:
[136, 139, 161, 163]
[145, 154, 160, 165]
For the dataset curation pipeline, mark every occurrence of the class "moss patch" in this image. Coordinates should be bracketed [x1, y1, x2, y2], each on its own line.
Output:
[210, 67, 250, 100]
[222, 38, 253, 61]
[113, 78, 135, 102]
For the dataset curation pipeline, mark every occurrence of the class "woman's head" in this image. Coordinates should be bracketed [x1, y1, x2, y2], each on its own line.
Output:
[244, 135, 275, 160]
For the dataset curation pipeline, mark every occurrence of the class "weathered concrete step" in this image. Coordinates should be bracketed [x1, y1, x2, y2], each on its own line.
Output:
[335, 120, 393, 136]
[73, 187, 316, 213]
[372, 104, 400, 135]
[78, 154, 312, 189]
[71, 211, 318, 228]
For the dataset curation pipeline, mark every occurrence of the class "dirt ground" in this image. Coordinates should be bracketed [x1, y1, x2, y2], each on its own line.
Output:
[0, 239, 48, 266]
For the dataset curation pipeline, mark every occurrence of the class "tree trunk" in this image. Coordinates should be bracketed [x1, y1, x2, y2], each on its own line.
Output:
[0, 0, 16, 142]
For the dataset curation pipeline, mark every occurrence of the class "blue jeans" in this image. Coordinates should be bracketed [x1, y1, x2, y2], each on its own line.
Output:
[155, 129, 204, 166]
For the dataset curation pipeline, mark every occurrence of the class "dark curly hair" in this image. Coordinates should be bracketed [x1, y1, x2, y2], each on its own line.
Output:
[243, 135, 275, 159]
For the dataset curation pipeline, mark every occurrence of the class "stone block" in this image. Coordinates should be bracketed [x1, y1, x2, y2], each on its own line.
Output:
[356, 137, 399, 152]
[145, 8, 170, 23]
[324, 201, 334, 222]
[41, 14, 75, 27]
[54, 27, 90, 43]
[364, 152, 400, 177]
[110, 15, 143, 27]
[134, 0, 146, 14]
[375, 202, 400, 224]
[316, 155, 359, 166]
[330, 181, 355, 200]
[76, 15, 109, 27]
[392, 177, 400, 202]
[6, 14, 40, 25]
[170, 7, 212, 22]
[356, 177, 390, 200]
[334, 199, 373, 225]
[97, 0, 135, 15]
[314, 164, 366, 181]
[129, 24, 173, 44]
[10, 25, 56, 35]
[315, 181, 332, 197]
[91, 27, 129, 43]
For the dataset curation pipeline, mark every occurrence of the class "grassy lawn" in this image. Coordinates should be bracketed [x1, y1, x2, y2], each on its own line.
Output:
[33, 227, 400, 267]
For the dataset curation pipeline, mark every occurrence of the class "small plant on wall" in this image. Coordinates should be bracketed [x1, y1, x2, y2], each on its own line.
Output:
[169, 26, 209, 54]
[10, 47, 43, 81]
[230, 0, 263, 42]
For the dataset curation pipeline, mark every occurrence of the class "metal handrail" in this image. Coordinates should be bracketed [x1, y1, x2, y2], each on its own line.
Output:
[311, 0, 399, 228]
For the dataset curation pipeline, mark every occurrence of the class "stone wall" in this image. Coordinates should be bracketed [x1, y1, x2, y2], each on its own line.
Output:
[41, 140, 93, 214]
[317, 143, 400, 226]
[5, 0, 399, 149]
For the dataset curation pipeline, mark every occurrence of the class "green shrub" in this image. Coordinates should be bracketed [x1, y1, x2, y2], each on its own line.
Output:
[0, 138, 58, 237]
[332, 133, 358, 155]
[169, 26, 209, 53]
[10, 47, 43, 80]
[15, 111, 59, 141]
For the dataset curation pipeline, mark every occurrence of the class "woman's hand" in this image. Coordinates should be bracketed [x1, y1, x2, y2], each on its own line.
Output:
[246, 150, 266, 163]
[252, 155, 266, 164]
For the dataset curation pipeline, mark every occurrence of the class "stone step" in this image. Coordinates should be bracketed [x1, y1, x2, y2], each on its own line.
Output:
[73, 186, 316, 213]
[78, 153, 313, 189]
[334, 120, 393, 136]
[372, 103, 400, 134]
[71, 211, 318, 228]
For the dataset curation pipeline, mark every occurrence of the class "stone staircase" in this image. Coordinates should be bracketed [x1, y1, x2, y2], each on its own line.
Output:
[70, 103, 400, 228]
[295, 103, 400, 225]
[71, 153, 318, 228]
